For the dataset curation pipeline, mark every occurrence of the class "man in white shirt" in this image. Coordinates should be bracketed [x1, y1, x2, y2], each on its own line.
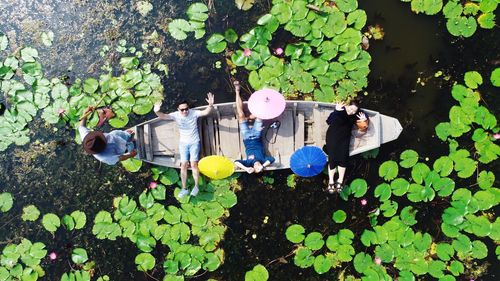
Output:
[154, 93, 214, 198]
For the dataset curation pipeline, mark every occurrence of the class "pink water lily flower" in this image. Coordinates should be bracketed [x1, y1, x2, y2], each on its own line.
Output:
[493, 133, 500, 140]
[243, 48, 252, 57]
[49, 252, 57, 260]
[57, 108, 66, 116]
[149, 181, 158, 189]
[374, 257, 382, 265]
[361, 199, 367, 206]
[274, 47, 283, 55]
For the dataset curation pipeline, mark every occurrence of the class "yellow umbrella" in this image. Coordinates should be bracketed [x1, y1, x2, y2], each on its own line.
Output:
[198, 155, 235, 180]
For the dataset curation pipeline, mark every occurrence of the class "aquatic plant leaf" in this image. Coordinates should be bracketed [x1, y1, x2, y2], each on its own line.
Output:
[169, 19, 193, 40]
[135, 253, 155, 271]
[464, 71, 483, 89]
[136, 235, 156, 252]
[203, 253, 221, 272]
[150, 184, 166, 201]
[347, 10, 367, 30]
[349, 178, 368, 197]
[399, 149, 419, 168]
[20, 47, 38, 62]
[453, 157, 476, 178]
[332, 210, 347, 223]
[286, 224, 306, 243]
[391, 178, 410, 196]
[452, 234, 472, 255]
[42, 213, 60, 233]
[442, 1, 462, 19]
[245, 264, 269, 281]
[353, 252, 371, 274]
[473, 190, 496, 211]
[446, 16, 477, 38]
[432, 156, 453, 177]
[257, 14, 280, 33]
[411, 163, 430, 184]
[62, 215, 75, 230]
[375, 243, 394, 262]
[121, 157, 143, 173]
[428, 260, 446, 278]
[170, 223, 191, 243]
[0, 192, 13, 212]
[164, 206, 181, 224]
[41, 31, 54, 47]
[304, 232, 324, 250]
[163, 275, 183, 281]
[139, 192, 155, 209]
[216, 189, 237, 208]
[271, 2, 292, 24]
[22, 205, 40, 221]
[313, 87, 334, 102]
[470, 240, 487, 259]
[323, 12, 347, 38]
[433, 177, 455, 197]
[400, 206, 417, 226]
[294, 247, 314, 268]
[436, 243, 454, 261]
[379, 160, 398, 181]
[312, 254, 332, 274]
[164, 259, 179, 275]
[0, 33, 8, 50]
[285, 19, 312, 37]
[224, 28, 238, 43]
[448, 260, 464, 276]
[235, 0, 255, 11]
[336, 0, 358, 13]
[187, 3, 209, 22]
[477, 170, 495, 189]
[380, 200, 398, 217]
[477, 12, 496, 29]
[71, 248, 88, 264]
[120, 57, 140, 70]
[375, 183, 391, 201]
[70, 210, 86, 230]
[206, 34, 227, 53]
[479, 0, 498, 13]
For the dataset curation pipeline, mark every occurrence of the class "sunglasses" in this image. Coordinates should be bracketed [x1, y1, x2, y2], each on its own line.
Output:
[178, 108, 189, 112]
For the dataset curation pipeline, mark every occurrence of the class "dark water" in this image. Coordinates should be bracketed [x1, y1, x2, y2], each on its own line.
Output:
[0, 0, 498, 280]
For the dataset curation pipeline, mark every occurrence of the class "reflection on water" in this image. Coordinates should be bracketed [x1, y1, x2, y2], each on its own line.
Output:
[0, 0, 498, 280]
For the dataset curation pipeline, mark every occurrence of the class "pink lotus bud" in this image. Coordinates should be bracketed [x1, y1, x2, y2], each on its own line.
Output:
[361, 199, 367, 206]
[57, 108, 66, 115]
[274, 47, 283, 55]
[374, 257, 381, 265]
[49, 252, 57, 260]
[494, 133, 500, 140]
[243, 48, 252, 57]
[149, 181, 157, 189]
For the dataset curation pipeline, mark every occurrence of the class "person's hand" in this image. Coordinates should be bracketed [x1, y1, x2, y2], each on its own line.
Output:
[84, 106, 95, 114]
[129, 150, 137, 157]
[206, 92, 214, 106]
[356, 112, 367, 121]
[153, 101, 162, 112]
[335, 102, 346, 111]
[233, 80, 240, 92]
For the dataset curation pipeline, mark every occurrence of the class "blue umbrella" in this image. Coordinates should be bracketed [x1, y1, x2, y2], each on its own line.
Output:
[290, 146, 327, 177]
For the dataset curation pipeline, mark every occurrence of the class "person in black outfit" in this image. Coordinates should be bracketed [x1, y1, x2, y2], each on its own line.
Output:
[325, 101, 368, 193]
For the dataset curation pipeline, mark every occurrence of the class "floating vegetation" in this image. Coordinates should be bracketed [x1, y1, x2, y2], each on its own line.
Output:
[0, 192, 13, 212]
[0, 32, 165, 151]
[0, 239, 47, 280]
[401, 0, 498, 37]
[168, 2, 209, 40]
[245, 264, 269, 281]
[284, 68, 499, 279]
[236, 0, 256, 11]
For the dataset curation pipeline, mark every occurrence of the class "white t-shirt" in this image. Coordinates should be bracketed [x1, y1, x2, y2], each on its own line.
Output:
[170, 110, 201, 144]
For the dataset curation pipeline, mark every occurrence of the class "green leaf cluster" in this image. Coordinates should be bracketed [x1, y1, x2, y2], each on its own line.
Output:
[0, 239, 47, 281]
[169, 3, 209, 40]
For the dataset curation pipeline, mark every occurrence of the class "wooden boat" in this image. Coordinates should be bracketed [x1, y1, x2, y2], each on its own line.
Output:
[132, 101, 403, 171]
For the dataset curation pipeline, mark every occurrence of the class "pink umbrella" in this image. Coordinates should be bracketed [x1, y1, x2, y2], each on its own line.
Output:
[248, 89, 286, 120]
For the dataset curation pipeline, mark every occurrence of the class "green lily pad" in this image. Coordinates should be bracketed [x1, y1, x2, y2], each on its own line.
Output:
[380, 200, 398, 217]
[187, 2, 208, 22]
[322, 11, 347, 38]
[446, 16, 477, 38]
[245, 264, 269, 281]
[375, 183, 392, 201]
[400, 206, 418, 226]
[206, 33, 227, 53]
[41, 31, 54, 47]
[0, 192, 13, 212]
[20, 47, 39, 62]
[286, 224, 306, 243]
[391, 178, 410, 196]
[0, 33, 8, 50]
[169, 19, 193, 40]
[62, 214, 75, 230]
[294, 247, 314, 268]
[135, 253, 156, 271]
[477, 170, 495, 189]
[304, 232, 324, 250]
[464, 71, 483, 89]
[71, 248, 88, 264]
[224, 28, 238, 43]
[271, 2, 293, 24]
[478, 12, 496, 29]
[42, 213, 60, 233]
[332, 210, 347, 223]
[22, 205, 40, 221]
[379, 160, 399, 181]
[70, 210, 86, 230]
[448, 260, 464, 276]
[121, 157, 143, 172]
[400, 149, 419, 168]
[313, 254, 332, 274]
[349, 178, 368, 197]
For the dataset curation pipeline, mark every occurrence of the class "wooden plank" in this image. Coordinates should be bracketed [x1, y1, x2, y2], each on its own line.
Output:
[264, 110, 294, 168]
[312, 106, 330, 147]
[201, 117, 216, 157]
[217, 114, 241, 160]
[295, 111, 305, 150]
[143, 124, 153, 161]
[152, 121, 178, 158]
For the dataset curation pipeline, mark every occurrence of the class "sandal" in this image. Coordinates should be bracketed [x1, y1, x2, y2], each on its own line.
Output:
[327, 183, 336, 194]
[334, 182, 344, 193]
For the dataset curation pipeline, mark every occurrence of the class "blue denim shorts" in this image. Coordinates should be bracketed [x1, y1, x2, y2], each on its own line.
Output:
[240, 119, 263, 141]
[179, 142, 201, 162]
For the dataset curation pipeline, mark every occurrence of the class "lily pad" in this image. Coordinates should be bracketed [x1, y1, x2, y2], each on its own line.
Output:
[304, 232, 324, 250]
[379, 160, 399, 181]
[400, 149, 419, 168]
[332, 210, 347, 223]
[71, 248, 88, 264]
[169, 19, 193, 40]
[135, 253, 156, 271]
[42, 213, 61, 233]
[187, 3, 208, 22]
[22, 205, 40, 221]
[313, 254, 332, 274]
[286, 224, 306, 243]
[206, 33, 227, 54]
[235, 0, 255, 11]
[0, 192, 13, 212]
[0, 33, 8, 50]
[245, 264, 268, 281]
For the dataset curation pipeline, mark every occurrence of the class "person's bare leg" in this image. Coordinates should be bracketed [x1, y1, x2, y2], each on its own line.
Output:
[234, 81, 246, 121]
[337, 166, 347, 184]
[328, 165, 337, 184]
[180, 162, 189, 189]
[235, 161, 254, 174]
[191, 161, 199, 187]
